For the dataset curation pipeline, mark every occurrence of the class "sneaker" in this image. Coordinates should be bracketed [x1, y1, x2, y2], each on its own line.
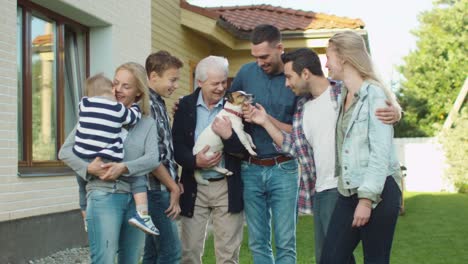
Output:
[128, 212, 160, 235]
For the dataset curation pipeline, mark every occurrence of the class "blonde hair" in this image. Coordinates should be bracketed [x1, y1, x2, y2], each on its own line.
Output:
[85, 73, 113, 97]
[329, 31, 401, 110]
[115, 62, 150, 116]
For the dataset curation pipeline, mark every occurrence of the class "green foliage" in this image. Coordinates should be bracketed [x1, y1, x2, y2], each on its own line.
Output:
[440, 108, 468, 193]
[396, 0, 468, 137]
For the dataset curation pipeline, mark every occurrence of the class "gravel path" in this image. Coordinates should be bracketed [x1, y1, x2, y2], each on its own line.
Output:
[29, 247, 90, 264]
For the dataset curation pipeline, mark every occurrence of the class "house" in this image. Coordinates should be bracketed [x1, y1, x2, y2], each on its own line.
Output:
[156, 0, 367, 106]
[0, 0, 366, 262]
[1, 0, 152, 262]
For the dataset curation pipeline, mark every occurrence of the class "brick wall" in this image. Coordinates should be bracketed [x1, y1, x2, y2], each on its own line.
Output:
[0, 0, 20, 222]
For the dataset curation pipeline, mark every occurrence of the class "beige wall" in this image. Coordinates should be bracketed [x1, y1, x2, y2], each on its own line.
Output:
[212, 47, 253, 78]
[0, 0, 152, 222]
[151, 0, 213, 107]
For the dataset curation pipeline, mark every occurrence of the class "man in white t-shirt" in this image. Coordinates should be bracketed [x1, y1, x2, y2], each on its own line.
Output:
[249, 48, 400, 263]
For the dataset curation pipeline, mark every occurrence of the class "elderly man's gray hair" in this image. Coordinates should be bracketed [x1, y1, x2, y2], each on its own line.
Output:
[195, 56, 229, 83]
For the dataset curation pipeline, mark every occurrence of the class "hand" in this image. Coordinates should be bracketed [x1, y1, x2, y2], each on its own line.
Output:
[99, 162, 128, 181]
[87, 157, 108, 178]
[212, 116, 232, 139]
[249, 103, 269, 126]
[165, 187, 181, 220]
[352, 199, 372, 227]
[178, 182, 184, 194]
[241, 103, 255, 123]
[375, 100, 401, 124]
[195, 145, 222, 168]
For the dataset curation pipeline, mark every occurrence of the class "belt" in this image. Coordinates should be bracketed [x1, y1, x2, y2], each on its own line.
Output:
[245, 155, 293, 166]
[207, 177, 225, 182]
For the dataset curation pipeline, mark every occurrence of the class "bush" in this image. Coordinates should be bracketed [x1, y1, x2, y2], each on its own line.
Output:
[440, 107, 468, 193]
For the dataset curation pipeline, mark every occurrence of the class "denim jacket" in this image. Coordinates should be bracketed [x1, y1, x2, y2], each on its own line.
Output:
[338, 81, 401, 203]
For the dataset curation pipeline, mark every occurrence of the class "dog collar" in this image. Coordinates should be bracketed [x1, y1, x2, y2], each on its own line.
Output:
[224, 108, 243, 118]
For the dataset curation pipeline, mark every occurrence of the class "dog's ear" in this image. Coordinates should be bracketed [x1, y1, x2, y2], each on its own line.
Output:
[225, 92, 233, 103]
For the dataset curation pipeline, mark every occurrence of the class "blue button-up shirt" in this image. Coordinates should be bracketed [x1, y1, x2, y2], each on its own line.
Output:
[195, 91, 225, 179]
[230, 62, 297, 158]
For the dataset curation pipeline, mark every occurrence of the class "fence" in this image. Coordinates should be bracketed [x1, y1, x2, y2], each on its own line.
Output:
[394, 137, 454, 192]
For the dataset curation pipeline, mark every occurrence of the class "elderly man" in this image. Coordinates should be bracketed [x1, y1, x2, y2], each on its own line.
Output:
[173, 56, 246, 264]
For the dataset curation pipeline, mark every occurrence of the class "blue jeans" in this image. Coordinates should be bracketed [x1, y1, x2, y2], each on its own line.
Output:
[313, 188, 339, 264]
[142, 190, 181, 264]
[313, 188, 356, 264]
[86, 190, 145, 264]
[241, 159, 299, 264]
[320, 177, 401, 264]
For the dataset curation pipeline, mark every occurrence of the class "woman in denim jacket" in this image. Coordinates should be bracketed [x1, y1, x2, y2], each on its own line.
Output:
[320, 31, 402, 264]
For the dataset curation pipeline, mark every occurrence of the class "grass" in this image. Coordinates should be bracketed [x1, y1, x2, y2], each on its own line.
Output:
[202, 192, 468, 264]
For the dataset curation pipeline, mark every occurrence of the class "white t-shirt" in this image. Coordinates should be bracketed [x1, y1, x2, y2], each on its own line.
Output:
[302, 86, 338, 192]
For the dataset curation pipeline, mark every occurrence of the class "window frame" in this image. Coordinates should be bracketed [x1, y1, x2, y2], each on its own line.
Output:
[17, 0, 89, 172]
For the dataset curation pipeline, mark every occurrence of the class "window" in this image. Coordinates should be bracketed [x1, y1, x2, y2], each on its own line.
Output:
[17, 0, 88, 172]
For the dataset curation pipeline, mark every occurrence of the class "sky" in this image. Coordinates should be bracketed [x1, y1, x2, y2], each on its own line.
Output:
[188, 0, 434, 85]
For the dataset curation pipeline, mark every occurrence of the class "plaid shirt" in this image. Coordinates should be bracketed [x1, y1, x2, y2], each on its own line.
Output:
[280, 79, 342, 214]
[147, 89, 178, 191]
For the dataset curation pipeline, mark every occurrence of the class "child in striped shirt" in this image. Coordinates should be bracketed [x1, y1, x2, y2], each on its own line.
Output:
[73, 73, 159, 236]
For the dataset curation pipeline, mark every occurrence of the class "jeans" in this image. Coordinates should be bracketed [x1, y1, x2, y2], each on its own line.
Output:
[86, 190, 145, 264]
[142, 190, 182, 264]
[313, 188, 338, 264]
[241, 159, 299, 264]
[320, 177, 401, 264]
[313, 188, 356, 264]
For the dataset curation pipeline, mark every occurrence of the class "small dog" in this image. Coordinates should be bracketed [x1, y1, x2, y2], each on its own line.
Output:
[193, 91, 257, 185]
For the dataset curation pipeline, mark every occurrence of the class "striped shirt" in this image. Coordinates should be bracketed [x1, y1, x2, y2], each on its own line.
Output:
[73, 96, 141, 162]
[147, 89, 178, 191]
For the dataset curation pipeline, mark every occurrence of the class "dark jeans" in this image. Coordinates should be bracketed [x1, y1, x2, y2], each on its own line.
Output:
[320, 177, 401, 264]
[142, 189, 181, 264]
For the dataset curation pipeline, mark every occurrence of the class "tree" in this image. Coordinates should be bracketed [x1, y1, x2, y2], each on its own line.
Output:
[396, 0, 467, 137]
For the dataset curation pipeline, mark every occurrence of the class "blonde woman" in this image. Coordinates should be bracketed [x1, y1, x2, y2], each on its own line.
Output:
[59, 62, 160, 263]
[320, 31, 402, 264]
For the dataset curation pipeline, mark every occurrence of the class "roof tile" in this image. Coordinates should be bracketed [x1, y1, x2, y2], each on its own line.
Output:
[180, 1, 365, 33]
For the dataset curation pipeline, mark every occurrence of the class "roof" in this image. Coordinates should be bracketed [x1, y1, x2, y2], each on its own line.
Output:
[180, 1, 365, 33]
[32, 34, 53, 46]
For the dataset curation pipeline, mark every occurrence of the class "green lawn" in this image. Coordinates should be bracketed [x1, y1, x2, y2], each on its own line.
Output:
[202, 192, 468, 264]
